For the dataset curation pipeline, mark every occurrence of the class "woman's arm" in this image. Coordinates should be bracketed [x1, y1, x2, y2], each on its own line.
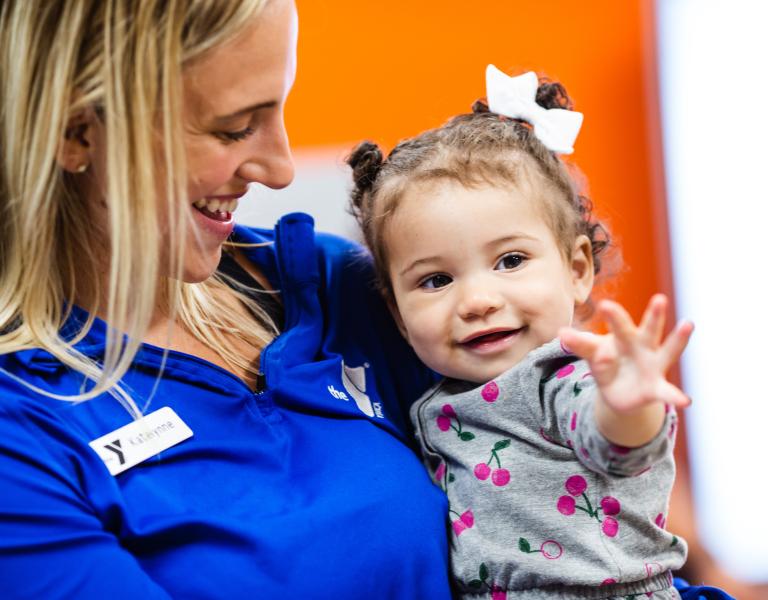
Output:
[0, 404, 173, 600]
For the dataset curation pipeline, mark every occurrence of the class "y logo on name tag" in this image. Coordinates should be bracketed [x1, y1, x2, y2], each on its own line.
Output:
[88, 407, 193, 476]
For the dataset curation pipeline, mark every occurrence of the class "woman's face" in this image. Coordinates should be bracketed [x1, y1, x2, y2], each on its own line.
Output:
[84, 0, 298, 284]
[179, 0, 297, 281]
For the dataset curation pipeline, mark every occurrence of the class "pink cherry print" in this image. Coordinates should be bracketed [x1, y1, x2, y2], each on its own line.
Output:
[452, 519, 468, 536]
[540, 540, 563, 559]
[601, 579, 617, 586]
[491, 585, 507, 600]
[565, 475, 587, 496]
[668, 420, 677, 439]
[580, 447, 591, 460]
[441, 403, 457, 417]
[491, 468, 511, 486]
[436, 415, 451, 431]
[481, 381, 499, 402]
[557, 495, 576, 515]
[474, 463, 491, 480]
[460, 509, 474, 527]
[654, 513, 667, 529]
[581, 371, 592, 379]
[600, 496, 621, 516]
[602, 516, 619, 537]
[491, 469, 510, 487]
[539, 427, 556, 444]
[560, 339, 572, 354]
[556, 364, 575, 379]
[435, 463, 446, 482]
[645, 562, 663, 578]
[570, 411, 577, 431]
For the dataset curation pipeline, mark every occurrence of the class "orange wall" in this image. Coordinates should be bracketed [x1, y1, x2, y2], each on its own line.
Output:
[287, 0, 670, 321]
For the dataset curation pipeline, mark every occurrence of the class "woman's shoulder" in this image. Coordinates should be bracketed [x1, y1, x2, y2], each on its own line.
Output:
[0, 354, 106, 483]
[234, 214, 376, 297]
[234, 214, 368, 262]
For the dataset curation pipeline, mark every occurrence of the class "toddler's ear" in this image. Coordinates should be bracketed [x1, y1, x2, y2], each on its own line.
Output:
[386, 295, 410, 343]
[571, 234, 595, 305]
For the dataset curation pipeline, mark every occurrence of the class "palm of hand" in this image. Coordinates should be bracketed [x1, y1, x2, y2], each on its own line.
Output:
[560, 295, 694, 412]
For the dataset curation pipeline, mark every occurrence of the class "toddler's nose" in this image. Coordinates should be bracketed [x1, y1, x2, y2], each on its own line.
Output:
[457, 287, 504, 320]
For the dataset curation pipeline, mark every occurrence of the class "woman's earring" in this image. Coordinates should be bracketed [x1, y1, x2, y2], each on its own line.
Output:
[75, 163, 89, 173]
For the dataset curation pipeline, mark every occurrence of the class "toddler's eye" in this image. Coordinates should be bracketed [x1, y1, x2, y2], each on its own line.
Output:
[495, 253, 525, 270]
[419, 274, 453, 289]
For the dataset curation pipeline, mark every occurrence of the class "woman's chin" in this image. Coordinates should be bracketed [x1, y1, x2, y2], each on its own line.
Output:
[167, 249, 223, 284]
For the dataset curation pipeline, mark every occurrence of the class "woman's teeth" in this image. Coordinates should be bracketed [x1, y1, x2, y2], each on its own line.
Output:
[193, 197, 238, 213]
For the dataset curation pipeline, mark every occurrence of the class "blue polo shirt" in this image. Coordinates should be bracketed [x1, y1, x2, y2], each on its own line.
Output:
[0, 214, 451, 599]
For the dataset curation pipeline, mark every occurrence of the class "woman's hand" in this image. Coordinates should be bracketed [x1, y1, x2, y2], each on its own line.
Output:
[559, 294, 694, 447]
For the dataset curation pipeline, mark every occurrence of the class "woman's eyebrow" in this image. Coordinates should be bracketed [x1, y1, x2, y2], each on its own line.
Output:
[212, 100, 278, 123]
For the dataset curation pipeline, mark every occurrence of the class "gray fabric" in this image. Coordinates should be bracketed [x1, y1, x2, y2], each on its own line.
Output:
[411, 339, 686, 599]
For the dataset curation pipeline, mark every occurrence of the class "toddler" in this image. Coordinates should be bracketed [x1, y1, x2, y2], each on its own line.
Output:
[347, 66, 694, 599]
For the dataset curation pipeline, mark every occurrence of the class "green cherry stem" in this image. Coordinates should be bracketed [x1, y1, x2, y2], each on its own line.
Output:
[582, 493, 595, 517]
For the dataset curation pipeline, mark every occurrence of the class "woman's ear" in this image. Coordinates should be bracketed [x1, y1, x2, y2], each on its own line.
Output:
[56, 109, 96, 174]
[570, 234, 595, 306]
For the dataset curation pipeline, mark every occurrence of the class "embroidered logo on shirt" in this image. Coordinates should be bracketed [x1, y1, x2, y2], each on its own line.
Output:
[327, 361, 383, 419]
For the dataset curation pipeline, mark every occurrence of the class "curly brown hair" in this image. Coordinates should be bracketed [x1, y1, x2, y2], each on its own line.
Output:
[347, 76, 610, 304]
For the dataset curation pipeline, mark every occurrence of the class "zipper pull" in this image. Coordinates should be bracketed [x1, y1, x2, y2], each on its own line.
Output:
[254, 372, 267, 394]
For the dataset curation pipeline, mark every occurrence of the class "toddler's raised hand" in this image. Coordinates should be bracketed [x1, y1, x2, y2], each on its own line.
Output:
[558, 294, 694, 446]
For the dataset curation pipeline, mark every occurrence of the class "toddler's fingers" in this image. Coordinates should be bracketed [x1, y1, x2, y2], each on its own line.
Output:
[599, 300, 636, 344]
[558, 327, 600, 361]
[638, 294, 667, 346]
[659, 320, 695, 371]
[659, 379, 692, 408]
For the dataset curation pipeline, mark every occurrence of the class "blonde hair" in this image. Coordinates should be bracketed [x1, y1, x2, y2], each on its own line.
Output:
[0, 0, 276, 416]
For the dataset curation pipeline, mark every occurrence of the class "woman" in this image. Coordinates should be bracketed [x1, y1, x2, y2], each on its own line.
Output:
[0, 1, 450, 598]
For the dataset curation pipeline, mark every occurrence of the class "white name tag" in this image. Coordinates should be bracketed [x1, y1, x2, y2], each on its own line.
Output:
[88, 407, 193, 476]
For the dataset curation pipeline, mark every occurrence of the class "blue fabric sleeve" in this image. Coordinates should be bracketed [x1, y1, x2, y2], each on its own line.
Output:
[0, 402, 172, 600]
[674, 578, 736, 600]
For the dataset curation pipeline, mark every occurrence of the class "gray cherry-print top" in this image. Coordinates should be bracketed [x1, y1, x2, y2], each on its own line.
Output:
[411, 339, 686, 599]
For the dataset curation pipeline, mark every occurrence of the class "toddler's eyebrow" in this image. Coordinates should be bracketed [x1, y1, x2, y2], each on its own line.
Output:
[488, 233, 538, 247]
[399, 256, 441, 278]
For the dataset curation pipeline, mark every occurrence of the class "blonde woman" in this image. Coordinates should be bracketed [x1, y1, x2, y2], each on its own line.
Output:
[0, 1, 451, 598]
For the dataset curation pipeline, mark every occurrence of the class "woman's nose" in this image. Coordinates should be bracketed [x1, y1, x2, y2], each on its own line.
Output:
[457, 285, 504, 320]
[237, 115, 295, 189]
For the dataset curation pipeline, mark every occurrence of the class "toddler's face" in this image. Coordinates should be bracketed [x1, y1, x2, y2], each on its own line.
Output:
[386, 180, 594, 383]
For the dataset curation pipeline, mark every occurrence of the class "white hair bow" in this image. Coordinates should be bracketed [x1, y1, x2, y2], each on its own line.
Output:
[485, 64, 584, 155]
